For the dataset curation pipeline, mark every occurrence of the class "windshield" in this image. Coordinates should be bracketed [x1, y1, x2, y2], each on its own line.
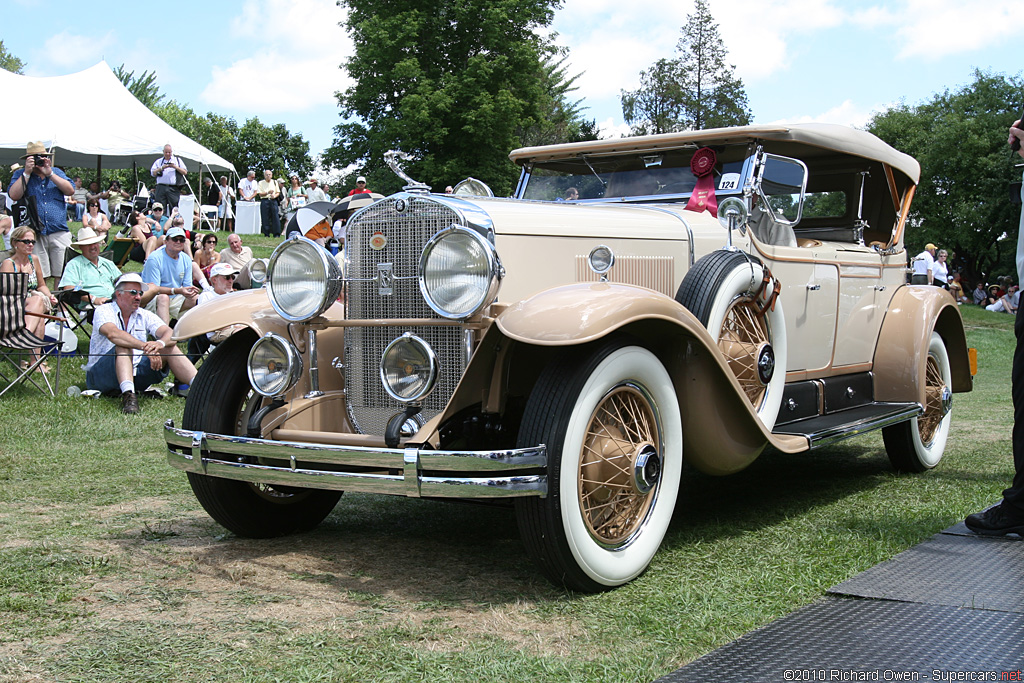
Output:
[518, 144, 751, 203]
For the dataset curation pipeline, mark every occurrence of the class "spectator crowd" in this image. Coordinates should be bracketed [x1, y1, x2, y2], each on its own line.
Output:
[1, 140, 372, 414]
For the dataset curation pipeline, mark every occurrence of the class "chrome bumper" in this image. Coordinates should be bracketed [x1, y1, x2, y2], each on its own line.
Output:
[164, 420, 547, 499]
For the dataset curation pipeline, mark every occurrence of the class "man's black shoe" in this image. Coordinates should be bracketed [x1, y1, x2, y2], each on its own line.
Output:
[965, 503, 1024, 536]
[121, 390, 140, 415]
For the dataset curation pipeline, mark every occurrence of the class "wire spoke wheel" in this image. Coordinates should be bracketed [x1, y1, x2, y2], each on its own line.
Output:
[883, 331, 952, 472]
[515, 340, 683, 592]
[579, 384, 658, 546]
[917, 354, 946, 446]
[675, 250, 787, 430]
[718, 295, 770, 410]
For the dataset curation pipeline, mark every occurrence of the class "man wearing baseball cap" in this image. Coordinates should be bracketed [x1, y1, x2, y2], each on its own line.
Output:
[347, 176, 370, 196]
[85, 273, 196, 414]
[910, 243, 937, 285]
[186, 262, 243, 360]
[6, 141, 75, 279]
[141, 225, 208, 324]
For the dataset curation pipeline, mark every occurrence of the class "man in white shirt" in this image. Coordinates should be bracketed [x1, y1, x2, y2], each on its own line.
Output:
[238, 170, 258, 202]
[910, 243, 936, 285]
[306, 178, 327, 204]
[86, 273, 196, 414]
[150, 145, 188, 214]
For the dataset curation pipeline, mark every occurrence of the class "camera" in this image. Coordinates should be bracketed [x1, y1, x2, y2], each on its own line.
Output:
[33, 154, 47, 165]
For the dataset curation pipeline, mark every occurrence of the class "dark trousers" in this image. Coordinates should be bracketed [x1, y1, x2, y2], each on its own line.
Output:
[154, 184, 180, 212]
[1008, 301, 1024, 512]
[260, 198, 281, 237]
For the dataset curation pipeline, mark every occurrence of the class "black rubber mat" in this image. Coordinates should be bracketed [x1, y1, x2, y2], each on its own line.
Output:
[829, 532, 1024, 613]
[941, 515, 1023, 539]
[656, 597, 1024, 682]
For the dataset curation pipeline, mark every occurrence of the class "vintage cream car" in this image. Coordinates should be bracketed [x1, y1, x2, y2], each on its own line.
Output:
[165, 123, 973, 592]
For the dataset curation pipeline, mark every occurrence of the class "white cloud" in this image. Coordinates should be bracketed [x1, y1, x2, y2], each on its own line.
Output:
[719, 0, 845, 80]
[39, 30, 116, 70]
[894, 0, 1024, 60]
[201, 0, 352, 113]
[767, 99, 876, 128]
[552, 0, 690, 103]
[597, 117, 632, 139]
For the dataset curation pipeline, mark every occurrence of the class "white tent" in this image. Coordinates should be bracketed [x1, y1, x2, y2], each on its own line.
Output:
[0, 62, 235, 174]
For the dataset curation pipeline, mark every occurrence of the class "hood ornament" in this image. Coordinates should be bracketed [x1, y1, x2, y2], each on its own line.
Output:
[385, 150, 431, 195]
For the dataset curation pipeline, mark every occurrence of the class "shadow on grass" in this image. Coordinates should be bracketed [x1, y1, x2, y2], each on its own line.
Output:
[101, 438, 974, 605]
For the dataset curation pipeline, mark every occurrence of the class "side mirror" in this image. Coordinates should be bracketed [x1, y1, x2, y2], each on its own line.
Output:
[756, 154, 808, 226]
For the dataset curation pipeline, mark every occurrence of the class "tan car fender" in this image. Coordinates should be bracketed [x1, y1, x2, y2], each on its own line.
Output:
[424, 283, 809, 477]
[873, 284, 973, 405]
[496, 281, 701, 345]
[171, 288, 282, 341]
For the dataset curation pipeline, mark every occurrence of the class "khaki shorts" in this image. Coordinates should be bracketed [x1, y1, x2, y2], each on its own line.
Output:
[145, 293, 186, 321]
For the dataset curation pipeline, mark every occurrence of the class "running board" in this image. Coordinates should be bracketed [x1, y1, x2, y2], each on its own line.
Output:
[773, 402, 922, 449]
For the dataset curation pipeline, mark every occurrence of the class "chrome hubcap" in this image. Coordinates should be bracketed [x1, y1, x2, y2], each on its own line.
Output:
[756, 343, 775, 385]
[632, 443, 661, 494]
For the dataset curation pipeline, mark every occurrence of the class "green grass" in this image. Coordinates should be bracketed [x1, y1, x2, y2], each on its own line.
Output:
[0, 300, 1016, 682]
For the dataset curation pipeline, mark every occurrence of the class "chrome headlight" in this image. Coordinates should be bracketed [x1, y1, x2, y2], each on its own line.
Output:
[249, 258, 268, 285]
[248, 333, 303, 397]
[380, 333, 439, 403]
[266, 236, 342, 322]
[418, 226, 502, 319]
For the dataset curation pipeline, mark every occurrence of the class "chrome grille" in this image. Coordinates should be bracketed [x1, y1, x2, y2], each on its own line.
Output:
[344, 196, 469, 436]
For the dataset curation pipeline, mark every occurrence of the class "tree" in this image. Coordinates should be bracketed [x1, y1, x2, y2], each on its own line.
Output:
[113, 64, 165, 109]
[868, 69, 1024, 285]
[518, 53, 599, 148]
[0, 40, 25, 74]
[326, 0, 564, 196]
[621, 59, 686, 136]
[155, 101, 313, 180]
[621, 0, 751, 135]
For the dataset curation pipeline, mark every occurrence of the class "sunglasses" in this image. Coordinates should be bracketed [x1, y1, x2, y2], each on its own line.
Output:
[221, 274, 236, 280]
[169, 237, 187, 243]
[120, 289, 144, 296]
[204, 239, 218, 245]
[153, 208, 164, 212]
[17, 239, 36, 245]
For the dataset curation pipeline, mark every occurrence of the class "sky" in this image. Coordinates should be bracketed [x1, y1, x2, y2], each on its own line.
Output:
[4, 0, 1024, 171]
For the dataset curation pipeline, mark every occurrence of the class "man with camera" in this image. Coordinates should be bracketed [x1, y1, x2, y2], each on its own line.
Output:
[6, 141, 75, 279]
[150, 144, 187, 214]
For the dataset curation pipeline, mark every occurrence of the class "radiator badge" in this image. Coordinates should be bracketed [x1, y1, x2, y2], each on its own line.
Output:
[369, 231, 388, 250]
[377, 262, 394, 296]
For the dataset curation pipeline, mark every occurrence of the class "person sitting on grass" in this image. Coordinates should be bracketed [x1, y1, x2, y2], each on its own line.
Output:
[58, 226, 121, 306]
[218, 233, 254, 289]
[81, 199, 112, 238]
[85, 273, 197, 415]
[196, 233, 221, 278]
[987, 284, 1020, 314]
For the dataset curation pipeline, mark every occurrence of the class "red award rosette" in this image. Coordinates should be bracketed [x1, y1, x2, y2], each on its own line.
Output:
[684, 147, 718, 217]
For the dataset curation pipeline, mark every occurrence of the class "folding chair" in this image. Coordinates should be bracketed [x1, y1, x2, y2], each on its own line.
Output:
[55, 288, 93, 336]
[0, 272, 66, 397]
[105, 231, 135, 267]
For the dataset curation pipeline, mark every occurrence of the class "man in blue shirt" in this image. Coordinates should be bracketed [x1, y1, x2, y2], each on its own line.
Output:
[140, 226, 206, 324]
[6, 141, 74, 279]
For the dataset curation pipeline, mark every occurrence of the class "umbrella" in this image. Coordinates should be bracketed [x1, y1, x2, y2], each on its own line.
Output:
[332, 192, 385, 216]
[294, 201, 338, 234]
